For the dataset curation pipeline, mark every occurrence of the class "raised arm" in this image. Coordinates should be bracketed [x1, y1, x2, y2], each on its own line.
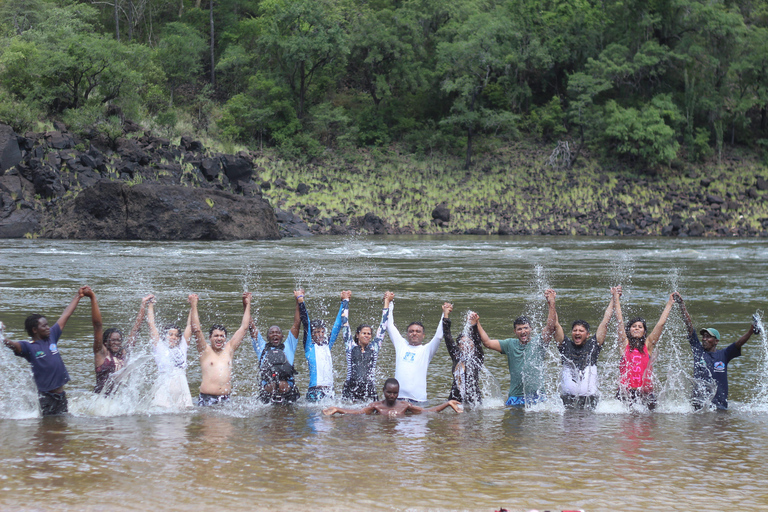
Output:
[476, 318, 502, 353]
[543, 289, 563, 345]
[82, 286, 106, 362]
[384, 291, 405, 346]
[290, 289, 304, 339]
[595, 291, 615, 345]
[735, 323, 756, 349]
[673, 292, 695, 336]
[228, 292, 252, 352]
[56, 286, 86, 331]
[126, 294, 153, 349]
[188, 294, 206, 354]
[342, 292, 354, 352]
[613, 286, 628, 349]
[442, 302, 457, 358]
[425, 303, 446, 357]
[467, 311, 482, 349]
[370, 301, 390, 352]
[147, 297, 160, 345]
[645, 293, 675, 352]
[297, 292, 310, 349]
[328, 290, 350, 348]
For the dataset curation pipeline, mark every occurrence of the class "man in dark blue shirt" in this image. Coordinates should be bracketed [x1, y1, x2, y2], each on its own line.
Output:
[3, 287, 88, 415]
[674, 292, 756, 410]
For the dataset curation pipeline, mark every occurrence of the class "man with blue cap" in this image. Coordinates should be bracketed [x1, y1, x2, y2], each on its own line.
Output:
[674, 292, 758, 409]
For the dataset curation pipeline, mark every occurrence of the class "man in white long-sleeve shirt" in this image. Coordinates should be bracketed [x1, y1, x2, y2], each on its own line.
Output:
[384, 291, 445, 403]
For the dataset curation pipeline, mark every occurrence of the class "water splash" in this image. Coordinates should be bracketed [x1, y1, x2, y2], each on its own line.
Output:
[0, 323, 40, 419]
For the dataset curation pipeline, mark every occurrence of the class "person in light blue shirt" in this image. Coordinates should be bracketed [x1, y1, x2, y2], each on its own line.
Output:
[250, 290, 303, 404]
[300, 290, 346, 401]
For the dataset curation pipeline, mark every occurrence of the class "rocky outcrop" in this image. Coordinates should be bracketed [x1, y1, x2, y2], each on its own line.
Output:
[48, 181, 280, 240]
[0, 122, 285, 239]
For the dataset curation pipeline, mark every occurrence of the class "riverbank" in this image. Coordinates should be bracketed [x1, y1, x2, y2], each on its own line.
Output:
[1, 121, 766, 238]
[257, 142, 768, 237]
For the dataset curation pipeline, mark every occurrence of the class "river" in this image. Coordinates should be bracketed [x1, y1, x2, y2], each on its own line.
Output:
[0, 236, 766, 511]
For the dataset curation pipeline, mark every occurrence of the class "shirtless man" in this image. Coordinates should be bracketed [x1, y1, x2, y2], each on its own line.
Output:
[323, 378, 463, 417]
[189, 292, 251, 406]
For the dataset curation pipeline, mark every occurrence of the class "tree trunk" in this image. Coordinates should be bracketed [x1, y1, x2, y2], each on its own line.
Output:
[128, 0, 133, 41]
[210, 0, 215, 86]
[299, 60, 306, 119]
[465, 90, 477, 170]
[115, 0, 120, 41]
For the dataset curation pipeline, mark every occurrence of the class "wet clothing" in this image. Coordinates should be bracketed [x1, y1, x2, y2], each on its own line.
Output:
[258, 385, 300, 405]
[444, 318, 484, 404]
[306, 386, 332, 401]
[498, 335, 546, 400]
[561, 394, 598, 409]
[387, 303, 444, 402]
[616, 388, 657, 410]
[38, 390, 68, 416]
[153, 336, 189, 373]
[559, 335, 602, 398]
[301, 301, 344, 399]
[198, 393, 230, 406]
[341, 304, 388, 402]
[688, 330, 741, 409]
[94, 353, 125, 394]
[252, 329, 299, 389]
[619, 345, 653, 393]
[505, 394, 544, 407]
[15, 323, 69, 393]
[151, 337, 192, 409]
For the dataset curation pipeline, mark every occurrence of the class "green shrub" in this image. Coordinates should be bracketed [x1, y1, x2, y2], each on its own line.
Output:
[0, 89, 40, 133]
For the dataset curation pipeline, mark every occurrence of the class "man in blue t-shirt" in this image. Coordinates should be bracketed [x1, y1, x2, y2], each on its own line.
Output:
[675, 292, 757, 410]
[3, 287, 89, 416]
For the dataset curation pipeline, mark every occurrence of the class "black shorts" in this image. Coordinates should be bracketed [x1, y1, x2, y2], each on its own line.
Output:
[39, 391, 68, 416]
[198, 393, 230, 406]
[561, 394, 598, 409]
[342, 380, 378, 402]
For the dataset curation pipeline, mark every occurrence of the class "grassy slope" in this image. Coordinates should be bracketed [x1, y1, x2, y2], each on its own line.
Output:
[254, 141, 768, 236]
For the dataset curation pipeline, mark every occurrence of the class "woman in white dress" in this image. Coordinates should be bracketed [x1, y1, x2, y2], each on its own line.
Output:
[147, 296, 193, 408]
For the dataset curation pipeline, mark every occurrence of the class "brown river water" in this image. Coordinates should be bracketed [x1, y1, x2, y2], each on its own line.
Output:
[0, 236, 767, 511]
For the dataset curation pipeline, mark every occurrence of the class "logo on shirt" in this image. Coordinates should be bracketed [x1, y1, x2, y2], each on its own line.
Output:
[49, 343, 58, 354]
[713, 361, 725, 372]
[35, 351, 45, 359]
[403, 352, 415, 362]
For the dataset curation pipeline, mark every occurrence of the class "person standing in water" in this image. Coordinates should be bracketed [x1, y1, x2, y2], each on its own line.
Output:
[300, 289, 346, 401]
[443, 305, 484, 405]
[551, 288, 616, 409]
[340, 291, 390, 401]
[250, 289, 303, 404]
[323, 378, 463, 416]
[675, 292, 757, 410]
[476, 289, 558, 407]
[3, 287, 89, 415]
[385, 291, 445, 403]
[146, 295, 193, 408]
[190, 292, 252, 406]
[613, 286, 675, 410]
[87, 287, 151, 395]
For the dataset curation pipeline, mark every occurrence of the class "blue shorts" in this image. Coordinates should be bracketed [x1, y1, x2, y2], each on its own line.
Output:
[505, 394, 545, 407]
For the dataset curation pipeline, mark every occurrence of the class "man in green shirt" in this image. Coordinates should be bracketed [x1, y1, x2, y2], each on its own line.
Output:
[475, 289, 558, 406]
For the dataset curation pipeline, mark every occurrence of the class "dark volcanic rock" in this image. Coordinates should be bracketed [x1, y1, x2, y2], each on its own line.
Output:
[0, 208, 41, 238]
[757, 177, 768, 191]
[200, 158, 221, 181]
[48, 181, 280, 240]
[296, 183, 310, 195]
[180, 136, 204, 152]
[464, 228, 487, 235]
[116, 138, 151, 165]
[45, 131, 75, 150]
[274, 208, 312, 236]
[0, 124, 22, 173]
[431, 204, 451, 223]
[221, 154, 253, 184]
[688, 221, 705, 236]
[362, 212, 387, 234]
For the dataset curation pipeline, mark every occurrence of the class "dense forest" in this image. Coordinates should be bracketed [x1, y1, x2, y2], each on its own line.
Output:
[1, 0, 768, 169]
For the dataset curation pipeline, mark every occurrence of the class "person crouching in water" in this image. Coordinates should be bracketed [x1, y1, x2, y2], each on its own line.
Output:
[323, 378, 463, 417]
[250, 290, 303, 404]
[341, 291, 390, 402]
[613, 286, 675, 410]
[86, 287, 151, 395]
[443, 304, 484, 406]
[146, 295, 194, 408]
[300, 289, 345, 402]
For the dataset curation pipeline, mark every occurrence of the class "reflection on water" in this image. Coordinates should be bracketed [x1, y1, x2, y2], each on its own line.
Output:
[1, 236, 768, 510]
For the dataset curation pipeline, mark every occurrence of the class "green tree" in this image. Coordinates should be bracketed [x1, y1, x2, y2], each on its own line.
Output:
[154, 22, 207, 105]
[257, 0, 349, 119]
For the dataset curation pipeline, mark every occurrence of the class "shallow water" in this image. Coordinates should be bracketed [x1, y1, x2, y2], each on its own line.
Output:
[0, 236, 767, 511]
